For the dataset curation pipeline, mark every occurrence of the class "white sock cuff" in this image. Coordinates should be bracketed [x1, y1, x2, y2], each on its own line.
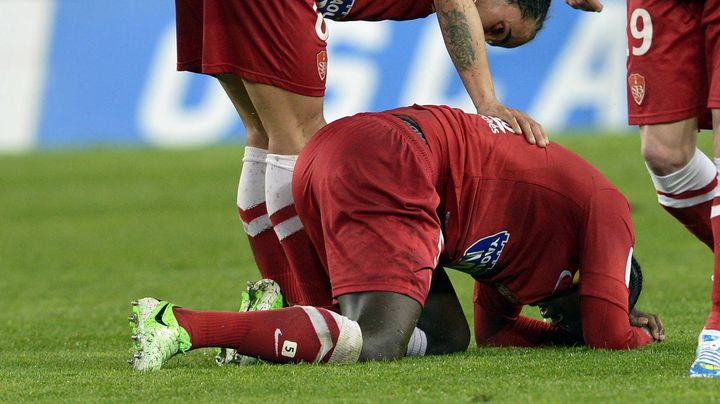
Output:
[243, 147, 268, 164]
[266, 154, 298, 172]
[326, 311, 363, 364]
[238, 148, 269, 212]
[406, 327, 428, 357]
[648, 149, 716, 194]
[714, 158, 720, 171]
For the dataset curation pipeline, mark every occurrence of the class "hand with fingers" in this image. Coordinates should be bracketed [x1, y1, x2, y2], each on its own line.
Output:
[565, 0, 603, 12]
[475, 100, 549, 147]
[629, 308, 665, 342]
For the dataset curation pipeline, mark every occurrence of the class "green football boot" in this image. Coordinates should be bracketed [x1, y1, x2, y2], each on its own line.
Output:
[128, 297, 191, 371]
[215, 279, 284, 366]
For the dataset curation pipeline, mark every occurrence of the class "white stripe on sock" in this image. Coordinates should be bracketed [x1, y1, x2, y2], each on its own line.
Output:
[658, 185, 719, 208]
[243, 214, 272, 237]
[300, 306, 334, 362]
[273, 216, 304, 241]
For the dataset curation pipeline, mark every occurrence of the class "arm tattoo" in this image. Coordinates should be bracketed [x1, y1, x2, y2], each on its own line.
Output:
[436, 9, 476, 71]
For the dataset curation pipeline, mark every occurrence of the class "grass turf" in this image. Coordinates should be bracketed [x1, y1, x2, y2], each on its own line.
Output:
[2, 134, 720, 402]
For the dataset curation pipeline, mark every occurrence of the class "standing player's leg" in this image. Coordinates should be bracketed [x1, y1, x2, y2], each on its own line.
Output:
[692, 112, 720, 377]
[243, 81, 332, 306]
[215, 74, 304, 304]
[627, 0, 714, 249]
[640, 119, 715, 249]
[175, 0, 330, 306]
[690, 0, 720, 377]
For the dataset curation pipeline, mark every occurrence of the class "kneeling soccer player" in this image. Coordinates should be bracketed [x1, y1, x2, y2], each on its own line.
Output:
[128, 105, 662, 370]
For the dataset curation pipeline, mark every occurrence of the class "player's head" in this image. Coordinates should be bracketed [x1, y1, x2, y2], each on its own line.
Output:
[537, 255, 644, 336]
[477, 0, 551, 48]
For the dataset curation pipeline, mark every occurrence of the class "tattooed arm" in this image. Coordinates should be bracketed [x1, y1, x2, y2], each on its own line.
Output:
[434, 0, 548, 146]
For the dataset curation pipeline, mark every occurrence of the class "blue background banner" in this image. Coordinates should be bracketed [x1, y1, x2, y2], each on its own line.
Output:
[2, 0, 630, 152]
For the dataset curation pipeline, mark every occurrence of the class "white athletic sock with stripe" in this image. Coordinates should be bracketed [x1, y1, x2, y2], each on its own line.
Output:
[238, 148, 300, 303]
[265, 154, 303, 240]
[238, 147, 270, 235]
[648, 149, 716, 248]
[266, 154, 333, 307]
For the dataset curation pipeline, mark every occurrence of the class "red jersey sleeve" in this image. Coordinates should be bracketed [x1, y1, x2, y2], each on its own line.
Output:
[337, 0, 434, 21]
[577, 189, 652, 349]
[473, 281, 580, 347]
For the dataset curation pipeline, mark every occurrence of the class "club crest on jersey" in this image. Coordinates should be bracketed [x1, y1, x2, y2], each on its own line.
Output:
[452, 231, 510, 277]
[628, 73, 646, 106]
[317, 50, 328, 81]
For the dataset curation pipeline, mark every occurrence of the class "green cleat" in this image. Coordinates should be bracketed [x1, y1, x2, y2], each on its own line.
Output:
[215, 279, 283, 366]
[128, 297, 191, 371]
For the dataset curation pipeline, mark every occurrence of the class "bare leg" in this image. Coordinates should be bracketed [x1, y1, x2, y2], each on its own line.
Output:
[241, 80, 326, 155]
[216, 74, 268, 149]
[641, 118, 698, 175]
[338, 291, 423, 361]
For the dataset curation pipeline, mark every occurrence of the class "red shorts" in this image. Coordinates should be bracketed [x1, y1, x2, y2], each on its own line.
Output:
[175, 0, 328, 97]
[626, 0, 720, 126]
[293, 113, 442, 306]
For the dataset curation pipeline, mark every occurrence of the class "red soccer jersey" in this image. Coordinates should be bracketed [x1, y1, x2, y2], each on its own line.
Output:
[387, 105, 652, 349]
[319, 0, 434, 21]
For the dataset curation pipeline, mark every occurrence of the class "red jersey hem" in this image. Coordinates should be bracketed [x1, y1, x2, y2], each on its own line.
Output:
[708, 98, 720, 110]
[628, 105, 705, 125]
[176, 62, 326, 97]
[333, 281, 430, 308]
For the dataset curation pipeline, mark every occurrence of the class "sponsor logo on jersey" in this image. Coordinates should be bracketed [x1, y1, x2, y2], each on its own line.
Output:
[316, 0, 355, 20]
[479, 115, 515, 134]
[317, 50, 328, 81]
[628, 73, 645, 105]
[451, 231, 510, 277]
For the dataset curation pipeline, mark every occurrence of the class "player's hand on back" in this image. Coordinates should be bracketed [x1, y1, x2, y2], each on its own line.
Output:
[476, 100, 548, 148]
[565, 0, 603, 12]
[629, 308, 665, 342]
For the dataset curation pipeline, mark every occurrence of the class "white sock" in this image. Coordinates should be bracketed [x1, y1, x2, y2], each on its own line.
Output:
[238, 147, 270, 236]
[648, 149, 716, 194]
[265, 154, 303, 241]
[406, 327, 427, 357]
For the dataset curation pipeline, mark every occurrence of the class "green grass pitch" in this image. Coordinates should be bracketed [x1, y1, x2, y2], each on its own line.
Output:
[2, 133, 720, 402]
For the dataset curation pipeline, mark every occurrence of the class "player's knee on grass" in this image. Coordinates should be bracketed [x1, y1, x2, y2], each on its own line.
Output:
[337, 291, 423, 361]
